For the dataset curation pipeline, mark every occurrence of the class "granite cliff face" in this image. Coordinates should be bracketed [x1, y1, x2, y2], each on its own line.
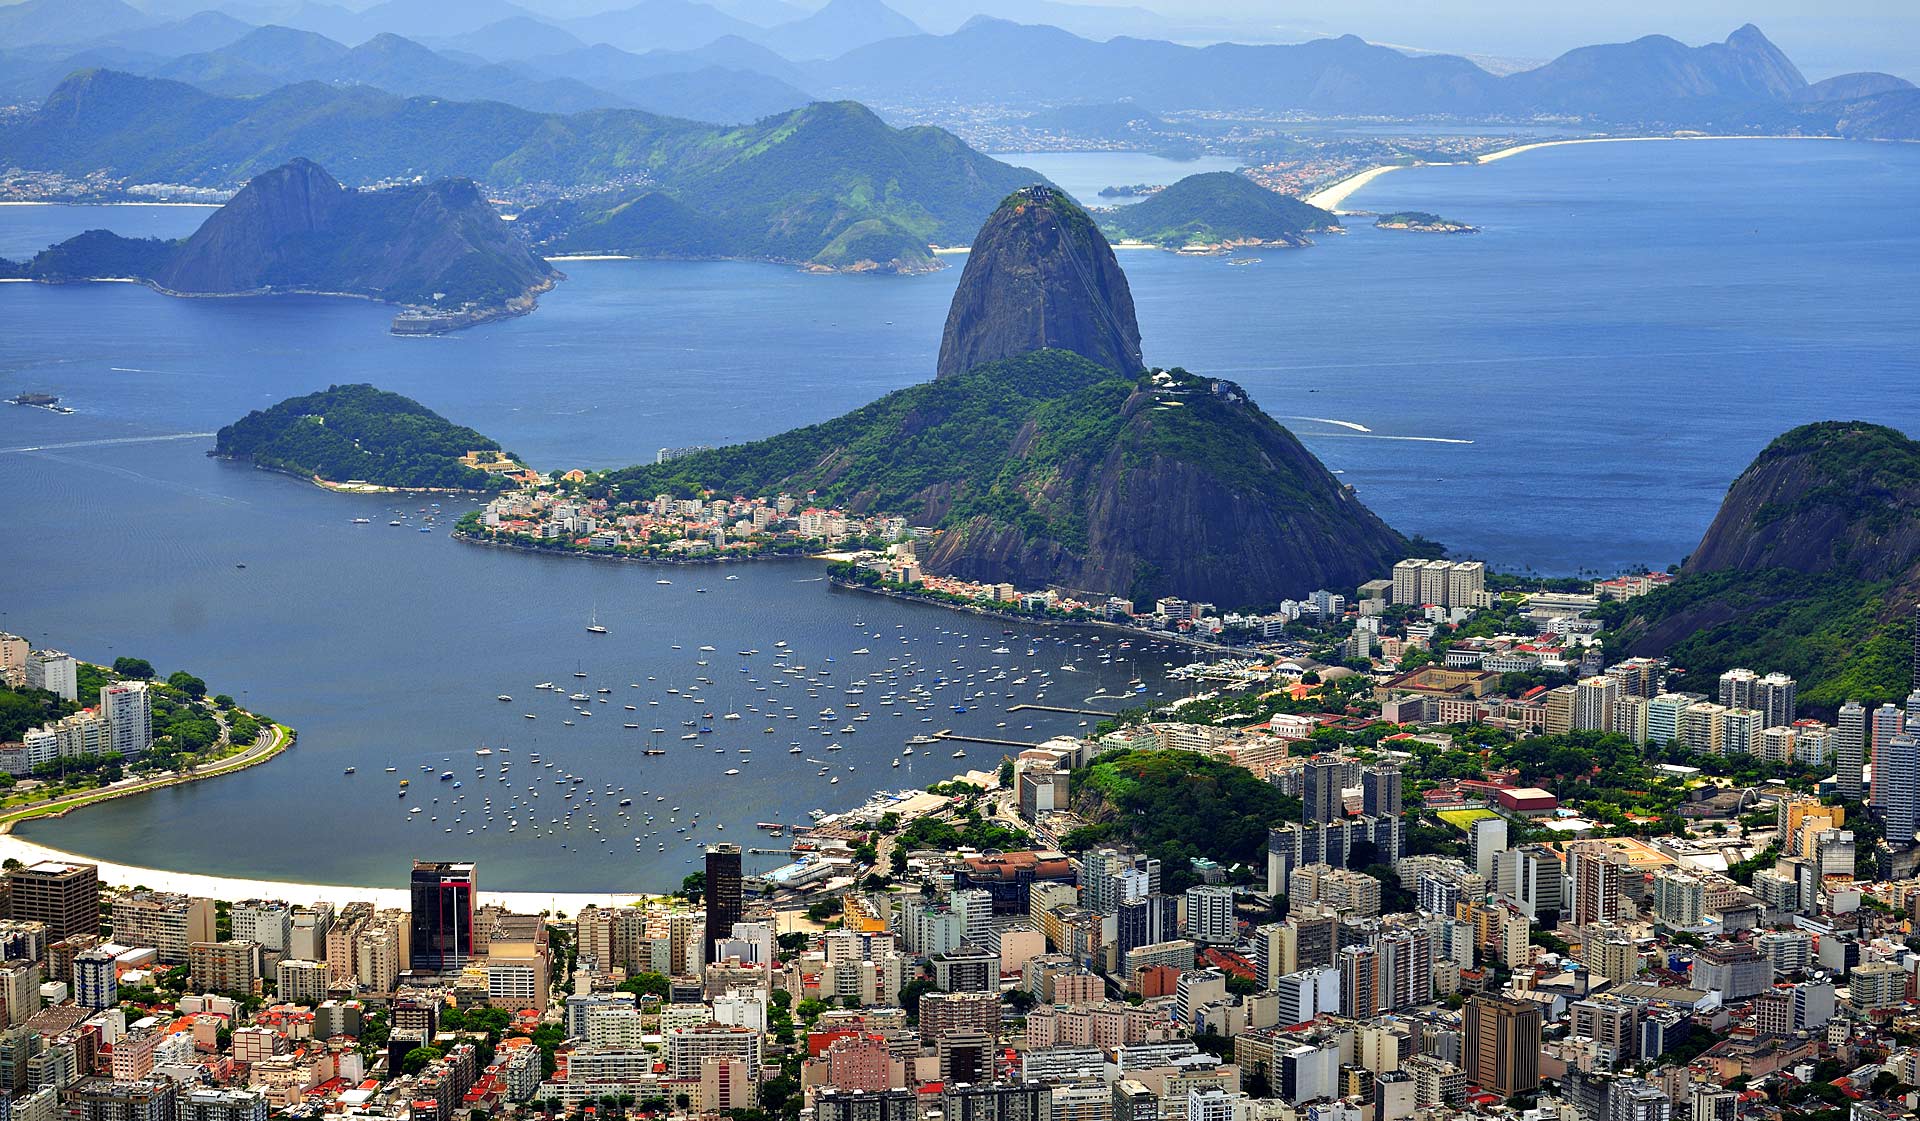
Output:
[1682, 421, 1920, 586]
[936, 185, 1143, 379]
[155, 157, 556, 311]
[1612, 422, 1920, 706]
[915, 365, 1408, 607]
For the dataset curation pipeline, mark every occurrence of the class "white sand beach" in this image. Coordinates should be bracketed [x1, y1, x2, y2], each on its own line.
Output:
[1305, 133, 1849, 214]
[1303, 164, 1408, 213]
[0, 833, 654, 914]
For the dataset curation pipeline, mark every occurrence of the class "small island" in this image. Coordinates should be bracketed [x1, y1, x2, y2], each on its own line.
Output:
[8, 391, 74, 414]
[1099, 171, 1339, 252]
[1374, 211, 1479, 233]
[214, 384, 527, 492]
[1098, 183, 1160, 199]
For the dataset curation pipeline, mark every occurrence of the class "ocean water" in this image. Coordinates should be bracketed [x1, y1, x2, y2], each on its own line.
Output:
[1, 137, 1915, 889]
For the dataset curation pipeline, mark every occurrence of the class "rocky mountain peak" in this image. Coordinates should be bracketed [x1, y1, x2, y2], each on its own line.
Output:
[936, 184, 1144, 380]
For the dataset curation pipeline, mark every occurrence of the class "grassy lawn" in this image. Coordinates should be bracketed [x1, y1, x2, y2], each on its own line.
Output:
[1436, 807, 1500, 831]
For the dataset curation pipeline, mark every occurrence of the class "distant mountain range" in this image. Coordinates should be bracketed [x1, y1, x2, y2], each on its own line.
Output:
[812, 18, 1914, 130]
[3, 3, 1915, 139]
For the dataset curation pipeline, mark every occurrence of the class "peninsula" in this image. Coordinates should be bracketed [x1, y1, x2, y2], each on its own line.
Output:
[1099, 171, 1339, 251]
[0, 158, 558, 333]
[0, 637, 292, 830]
[214, 384, 526, 492]
[484, 186, 1409, 610]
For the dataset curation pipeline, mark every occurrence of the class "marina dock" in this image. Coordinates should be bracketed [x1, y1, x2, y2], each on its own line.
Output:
[931, 728, 1042, 748]
[1006, 703, 1120, 717]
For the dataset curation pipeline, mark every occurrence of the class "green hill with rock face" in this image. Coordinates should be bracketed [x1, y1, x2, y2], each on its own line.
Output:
[1605, 422, 1920, 707]
[1101, 172, 1338, 249]
[216, 384, 516, 491]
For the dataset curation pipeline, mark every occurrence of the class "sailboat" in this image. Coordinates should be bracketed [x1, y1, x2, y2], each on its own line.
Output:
[587, 606, 608, 635]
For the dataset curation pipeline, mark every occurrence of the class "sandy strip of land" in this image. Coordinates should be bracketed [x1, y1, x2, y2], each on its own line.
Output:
[1306, 134, 1850, 213]
[1476, 133, 1843, 164]
[0, 833, 655, 913]
[543, 254, 633, 261]
[1302, 164, 1406, 212]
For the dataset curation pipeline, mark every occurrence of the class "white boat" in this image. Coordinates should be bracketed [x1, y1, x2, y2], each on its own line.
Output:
[656, 579, 672, 585]
[497, 694, 512, 702]
[587, 608, 608, 635]
[725, 768, 741, 776]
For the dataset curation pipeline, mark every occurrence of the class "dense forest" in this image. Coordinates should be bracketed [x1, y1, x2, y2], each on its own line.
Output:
[215, 384, 514, 491]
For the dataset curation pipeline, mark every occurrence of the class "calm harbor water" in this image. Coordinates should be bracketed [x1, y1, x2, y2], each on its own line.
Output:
[2, 137, 1916, 889]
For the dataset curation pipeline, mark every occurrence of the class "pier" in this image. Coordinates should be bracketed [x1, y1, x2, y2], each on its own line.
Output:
[930, 728, 1042, 749]
[1007, 703, 1120, 717]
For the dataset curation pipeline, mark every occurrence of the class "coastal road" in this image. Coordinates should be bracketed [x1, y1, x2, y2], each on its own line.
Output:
[0, 722, 295, 834]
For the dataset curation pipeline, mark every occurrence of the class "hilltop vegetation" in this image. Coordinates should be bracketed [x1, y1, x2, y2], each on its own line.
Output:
[519, 102, 1035, 270]
[215, 384, 514, 491]
[1062, 748, 1302, 890]
[1101, 172, 1338, 249]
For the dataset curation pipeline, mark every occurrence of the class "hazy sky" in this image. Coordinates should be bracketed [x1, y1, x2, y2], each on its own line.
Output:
[1166, 0, 1917, 77]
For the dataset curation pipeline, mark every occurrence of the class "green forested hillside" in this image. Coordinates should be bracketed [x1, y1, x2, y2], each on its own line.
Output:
[1601, 570, 1914, 708]
[215, 384, 513, 490]
[595, 351, 1137, 541]
[1100, 171, 1337, 248]
[0, 73, 1035, 271]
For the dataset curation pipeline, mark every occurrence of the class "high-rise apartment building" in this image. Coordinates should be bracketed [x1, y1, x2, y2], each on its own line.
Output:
[1362, 762, 1402, 819]
[96, 682, 153, 756]
[409, 861, 476, 971]
[23, 653, 76, 703]
[1873, 704, 1907, 810]
[4, 862, 98, 941]
[1878, 733, 1920, 848]
[111, 893, 216, 966]
[1838, 701, 1867, 802]
[1574, 677, 1618, 733]
[1302, 757, 1346, 824]
[1463, 996, 1541, 1097]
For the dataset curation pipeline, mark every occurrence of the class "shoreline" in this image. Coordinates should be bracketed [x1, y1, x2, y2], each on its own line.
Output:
[0, 831, 655, 911]
[1304, 133, 1851, 213]
[827, 577, 1246, 657]
[0, 723, 296, 834]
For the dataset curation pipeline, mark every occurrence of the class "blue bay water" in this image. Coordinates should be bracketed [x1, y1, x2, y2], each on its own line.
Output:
[1, 138, 1915, 889]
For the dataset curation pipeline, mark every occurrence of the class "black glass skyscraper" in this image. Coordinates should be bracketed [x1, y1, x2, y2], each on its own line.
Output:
[705, 843, 743, 963]
[409, 860, 476, 971]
